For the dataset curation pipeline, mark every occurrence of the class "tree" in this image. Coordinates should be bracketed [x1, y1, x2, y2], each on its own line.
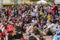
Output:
[30, 0, 39, 2]
[46, 0, 54, 2]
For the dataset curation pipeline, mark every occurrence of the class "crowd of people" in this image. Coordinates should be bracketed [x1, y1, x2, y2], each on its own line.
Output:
[0, 3, 60, 40]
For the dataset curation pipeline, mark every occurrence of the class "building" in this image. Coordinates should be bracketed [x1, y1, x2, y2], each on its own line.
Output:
[0, 0, 2, 8]
[54, 0, 60, 4]
[0, 0, 23, 6]
[0, 0, 41, 6]
[2, 0, 30, 5]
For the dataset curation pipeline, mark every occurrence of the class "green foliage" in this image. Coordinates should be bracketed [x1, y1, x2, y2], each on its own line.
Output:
[30, 0, 39, 1]
[46, 0, 54, 2]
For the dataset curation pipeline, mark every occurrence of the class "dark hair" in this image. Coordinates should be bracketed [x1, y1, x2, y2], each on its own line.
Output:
[0, 21, 1, 23]
[29, 36, 37, 40]
[0, 30, 2, 32]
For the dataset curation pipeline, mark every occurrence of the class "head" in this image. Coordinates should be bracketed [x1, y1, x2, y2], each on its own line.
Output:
[29, 36, 37, 40]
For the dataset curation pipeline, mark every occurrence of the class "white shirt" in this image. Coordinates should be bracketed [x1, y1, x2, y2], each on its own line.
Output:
[46, 23, 54, 29]
[26, 26, 33, 34]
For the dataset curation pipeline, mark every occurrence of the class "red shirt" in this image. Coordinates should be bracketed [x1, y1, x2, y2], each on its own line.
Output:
[7, 24, 13, 33]
[51, 5, 56, 13]
[20, 37, 25, 40]
[0, 23, 5, 36]
[0, 32, 3, 37]
[19, 16, 22, 22]
[7, 10, 11, 15]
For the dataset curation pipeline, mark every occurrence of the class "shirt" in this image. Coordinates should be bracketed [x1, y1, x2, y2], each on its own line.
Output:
[46, 23, 54, 29]
[7, 24, 13, 33]
[26, 26, 33, 34]
[30, 12, 36, 17]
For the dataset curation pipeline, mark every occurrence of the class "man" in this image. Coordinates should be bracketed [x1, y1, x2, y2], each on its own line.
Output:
[0, 21, 6, 40]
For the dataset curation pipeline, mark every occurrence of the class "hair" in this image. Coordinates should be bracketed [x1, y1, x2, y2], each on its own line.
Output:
[0, 30, 2, 32]
[29, 36, 37, 40]
[0, 21, 1, 23]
